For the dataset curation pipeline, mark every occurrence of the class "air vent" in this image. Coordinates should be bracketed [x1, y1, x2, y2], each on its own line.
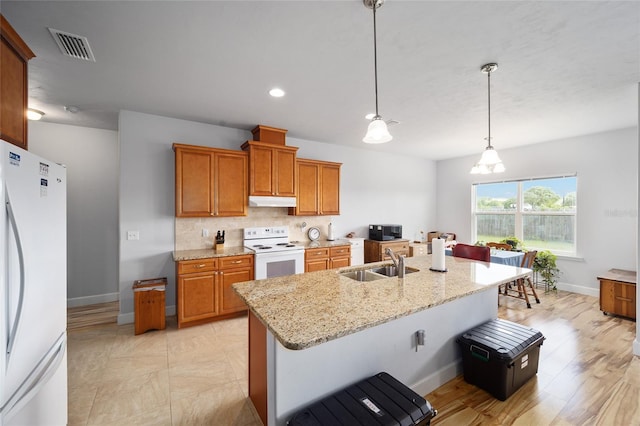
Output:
[48, 28, 96, 62]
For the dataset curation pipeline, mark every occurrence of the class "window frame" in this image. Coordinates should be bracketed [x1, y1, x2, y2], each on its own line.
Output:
[472, 174, 577, 256]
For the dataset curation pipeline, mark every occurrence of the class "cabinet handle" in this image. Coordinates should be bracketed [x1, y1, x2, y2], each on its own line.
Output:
[219, 271, 224, 275]
[195, 264, 207, 268]
[231, 260, 242, 264]
[615, 296, 633, 302]
[210, 212, 215, 216]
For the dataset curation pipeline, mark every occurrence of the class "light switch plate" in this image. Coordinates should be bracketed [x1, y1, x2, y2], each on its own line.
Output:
[127, 231, 139, 240]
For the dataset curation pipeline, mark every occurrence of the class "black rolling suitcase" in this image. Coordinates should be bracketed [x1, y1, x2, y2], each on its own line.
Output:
[288, 372, 437, 426]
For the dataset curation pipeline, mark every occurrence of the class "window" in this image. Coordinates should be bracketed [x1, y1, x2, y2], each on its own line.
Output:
[473, 176, 577, 255]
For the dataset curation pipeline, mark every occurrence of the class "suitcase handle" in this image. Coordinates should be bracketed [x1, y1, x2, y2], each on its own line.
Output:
[470, 345, 489, 362]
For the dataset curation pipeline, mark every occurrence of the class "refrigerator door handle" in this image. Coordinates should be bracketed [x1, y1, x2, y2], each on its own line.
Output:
[4, 195, 26, 364]
[0, 332, 66, 422]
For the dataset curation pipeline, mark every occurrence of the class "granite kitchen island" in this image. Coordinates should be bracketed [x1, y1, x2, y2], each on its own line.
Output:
[233, 255, 531, 425]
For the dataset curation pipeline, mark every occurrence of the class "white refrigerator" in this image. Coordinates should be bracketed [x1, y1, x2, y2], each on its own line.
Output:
[0, 141, 68, 425]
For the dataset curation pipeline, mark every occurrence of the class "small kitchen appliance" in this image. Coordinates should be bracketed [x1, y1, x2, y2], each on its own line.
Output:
[244, 226, 305, 279]
[368, 224, 402, 241]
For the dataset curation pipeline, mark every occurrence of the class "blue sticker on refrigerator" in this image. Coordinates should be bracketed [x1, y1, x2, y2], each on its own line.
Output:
[9, 151, 20, 166]
[41, 178, 48, 197]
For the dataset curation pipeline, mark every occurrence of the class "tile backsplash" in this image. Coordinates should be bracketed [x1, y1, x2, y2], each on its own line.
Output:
[175, 208, 333, 251]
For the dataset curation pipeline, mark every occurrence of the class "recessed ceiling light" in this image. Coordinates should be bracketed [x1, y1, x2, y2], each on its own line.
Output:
[64, 105, 80, 113]
[269, 88, 285, 98]
[365, 113, 375, 120]
[27, 108, 45, 120]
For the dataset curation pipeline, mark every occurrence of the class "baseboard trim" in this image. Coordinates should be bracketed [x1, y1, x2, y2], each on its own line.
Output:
[67, 292, 119, 308]
[117, 305, 176, 325]
[411, 360, 462, 397]
[556, 281, 599, 297]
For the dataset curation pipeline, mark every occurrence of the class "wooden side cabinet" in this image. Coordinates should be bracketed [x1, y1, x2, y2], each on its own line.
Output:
[305, 245, 351, 272]
[176, 254, 253, 328]
[241, 141, 298, 197]
[598, 269, 636, 320]
[364, 239, 410, 263]
[290, 158, 341, 216]
[1, 15, 35, 150]
[174, 143, 247, 217]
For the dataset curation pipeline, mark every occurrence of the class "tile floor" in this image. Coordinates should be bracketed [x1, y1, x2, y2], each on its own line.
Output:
[68, 316, 261, 425]
[69, 290, 640, 425]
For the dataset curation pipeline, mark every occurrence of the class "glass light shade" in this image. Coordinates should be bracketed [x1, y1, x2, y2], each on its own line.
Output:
[362, 118, 392, 144]
[478, 146, 502, 165]
[492, 162, 505, 173]
[27, 108, 44, 120]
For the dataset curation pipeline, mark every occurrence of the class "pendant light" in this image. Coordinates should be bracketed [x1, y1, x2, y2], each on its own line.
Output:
[470, 63, 505, 174]
[362, 0, 392, 144]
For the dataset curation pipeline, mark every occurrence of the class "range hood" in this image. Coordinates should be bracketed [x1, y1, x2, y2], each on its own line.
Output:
[249, 196, 297, 208]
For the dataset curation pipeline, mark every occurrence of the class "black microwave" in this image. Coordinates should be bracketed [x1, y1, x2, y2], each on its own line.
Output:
[369, 224, 402, 241]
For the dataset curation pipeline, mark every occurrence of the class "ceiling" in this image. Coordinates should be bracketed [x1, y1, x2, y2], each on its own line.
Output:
[3, 1, 639, 160]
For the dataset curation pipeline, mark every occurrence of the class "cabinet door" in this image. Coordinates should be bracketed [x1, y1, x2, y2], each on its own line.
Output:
[219, 268, 253, 314]
[320, 164, 340, 215]
[329, 257, 350, 269]
[296, 161, 320, 215]
[249, 144, 274, 196]
[215, 151, 247, 216]
[175, 148, 213, 217]
[1, 17, 34, 150]
[177, 271, 218, 326]
[275, 148, 296, 196]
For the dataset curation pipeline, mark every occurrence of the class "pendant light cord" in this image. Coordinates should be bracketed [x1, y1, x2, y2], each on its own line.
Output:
[372, 2, 379, 117]
[487, 68, 492, 148]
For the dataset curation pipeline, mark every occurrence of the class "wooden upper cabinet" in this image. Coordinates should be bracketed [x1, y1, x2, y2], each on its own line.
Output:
[290, 158, 341, 216]
[174, 143, 247, 217]
[241, 141, 298, 197]
[215, 151, 248, 216]
[1, 15, 35, 150]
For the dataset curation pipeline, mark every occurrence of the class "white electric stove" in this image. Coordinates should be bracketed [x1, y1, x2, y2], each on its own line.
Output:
[244, 226, 305, 279]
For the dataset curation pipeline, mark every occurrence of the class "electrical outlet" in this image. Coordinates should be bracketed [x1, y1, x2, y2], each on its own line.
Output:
[127, 230, 139, 241]
[202, 228, 209, 237]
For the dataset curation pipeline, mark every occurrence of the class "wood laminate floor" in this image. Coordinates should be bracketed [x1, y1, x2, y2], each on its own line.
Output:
[67, 290, 639, 425]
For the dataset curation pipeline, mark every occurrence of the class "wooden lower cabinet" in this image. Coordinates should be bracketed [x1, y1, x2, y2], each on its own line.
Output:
[304, 245, 350, 272]
[598, 269, 636, 320]
[364, 239, 410, 263]
[176, 254, 253, 328]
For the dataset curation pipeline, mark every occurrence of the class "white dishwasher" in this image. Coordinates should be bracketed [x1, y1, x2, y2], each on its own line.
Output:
[347, 237, 365, 266]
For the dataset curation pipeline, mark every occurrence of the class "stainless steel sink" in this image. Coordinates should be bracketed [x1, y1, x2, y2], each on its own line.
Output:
[339, 265, 420, 281]
[369, 265, 420, 277]
[339, 270, 386, 282]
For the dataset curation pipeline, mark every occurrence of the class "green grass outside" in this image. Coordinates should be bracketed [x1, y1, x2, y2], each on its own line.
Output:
[477, 235, 574, 252]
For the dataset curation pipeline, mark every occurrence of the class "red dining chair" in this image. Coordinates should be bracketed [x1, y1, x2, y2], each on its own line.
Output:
[451, 243, 490, 262]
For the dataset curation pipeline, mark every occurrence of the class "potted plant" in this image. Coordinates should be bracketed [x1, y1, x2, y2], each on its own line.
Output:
[500, 236, 522, 251]
[533, 250, 560, 292]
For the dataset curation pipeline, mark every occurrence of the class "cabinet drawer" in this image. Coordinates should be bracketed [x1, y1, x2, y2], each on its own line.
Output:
[219, 255, 254, 270]
[306, 247, 330, 259]
[178, 258, 218, 274]
[330, 245, 351, 257]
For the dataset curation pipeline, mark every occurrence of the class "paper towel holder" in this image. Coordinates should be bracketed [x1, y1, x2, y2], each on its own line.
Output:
[429, 267, 448, 273]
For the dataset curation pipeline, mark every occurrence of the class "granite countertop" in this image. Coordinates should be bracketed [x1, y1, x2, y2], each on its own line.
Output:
[233, 255, 532, 351]
[295, 239, 351, 249]
[173, 246, 254, 261]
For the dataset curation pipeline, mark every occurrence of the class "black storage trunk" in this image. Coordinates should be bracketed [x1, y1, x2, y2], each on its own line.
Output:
[288, 372, 437, 426]
[457, 318, 545, 401]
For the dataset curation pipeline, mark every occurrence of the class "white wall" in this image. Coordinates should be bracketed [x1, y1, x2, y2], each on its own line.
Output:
[118, 110, 436, 322]
[28, 121, 119, 306]
[436, 127, 638, 294]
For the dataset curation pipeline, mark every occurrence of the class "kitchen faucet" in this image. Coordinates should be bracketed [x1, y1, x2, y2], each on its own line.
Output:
[385, 248, 406, 278]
